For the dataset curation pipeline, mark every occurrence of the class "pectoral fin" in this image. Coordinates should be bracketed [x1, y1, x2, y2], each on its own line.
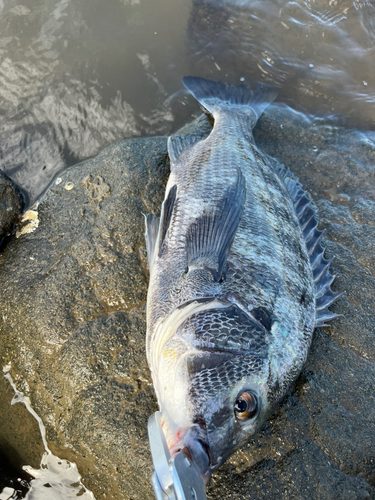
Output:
[186, 168, 246, 282]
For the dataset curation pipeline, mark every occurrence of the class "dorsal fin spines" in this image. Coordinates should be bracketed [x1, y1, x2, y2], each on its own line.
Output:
[299, 205, 316, 230]
[307, 229, 325, 256]
[315, 309, 341, 327]
[295, 195, 311, 215]
[273, 161, 342, 328]
[313, 257, 333, 283]
[310, 250, 325, 271]
[293, 188, 306, 204]
[303, 220, 319, 242]
[315, 272, 335, 299]
[316, 289, 344, 311]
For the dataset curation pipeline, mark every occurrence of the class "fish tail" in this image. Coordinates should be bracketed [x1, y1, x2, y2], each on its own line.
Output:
[182, 76, 277, 126]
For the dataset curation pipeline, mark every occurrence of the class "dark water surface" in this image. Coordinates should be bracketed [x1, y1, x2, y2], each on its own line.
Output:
[0, 0, 374, 206]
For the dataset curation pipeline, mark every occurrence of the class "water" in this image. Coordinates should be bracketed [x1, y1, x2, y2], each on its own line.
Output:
[1, 365, 96, 500]
[0, 0, 374, 206]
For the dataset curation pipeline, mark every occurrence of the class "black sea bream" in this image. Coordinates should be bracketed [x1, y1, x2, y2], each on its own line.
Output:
[145, 77, 341, 483]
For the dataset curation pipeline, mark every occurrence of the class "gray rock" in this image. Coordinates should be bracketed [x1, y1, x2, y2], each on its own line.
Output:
[0, 137, 169, 499]
[0, 107, 374, 500]
[0, 172, 24, 240]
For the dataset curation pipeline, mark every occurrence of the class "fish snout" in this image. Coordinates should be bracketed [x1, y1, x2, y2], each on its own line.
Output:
[180, 424, 211, 484]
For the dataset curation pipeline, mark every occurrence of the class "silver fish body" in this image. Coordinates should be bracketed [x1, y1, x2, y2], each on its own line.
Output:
[145, 77, 341, 483]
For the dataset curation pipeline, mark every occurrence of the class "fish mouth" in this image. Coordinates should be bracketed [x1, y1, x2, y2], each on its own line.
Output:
[171, 424, 211, 484]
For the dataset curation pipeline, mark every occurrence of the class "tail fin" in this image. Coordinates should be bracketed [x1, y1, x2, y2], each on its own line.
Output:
[182, 76, 277, 125]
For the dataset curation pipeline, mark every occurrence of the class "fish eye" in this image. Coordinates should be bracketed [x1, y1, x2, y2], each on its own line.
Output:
[234, 392, 258, 420]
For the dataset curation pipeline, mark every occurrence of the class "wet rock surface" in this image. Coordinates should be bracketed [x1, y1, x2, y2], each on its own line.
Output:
[0, 107, 374, 499]
[0, 172, 24, 240]
[0, 137, 169, 499]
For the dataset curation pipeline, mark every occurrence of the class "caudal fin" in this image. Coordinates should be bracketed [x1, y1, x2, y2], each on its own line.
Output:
[182, 76, 277, 125]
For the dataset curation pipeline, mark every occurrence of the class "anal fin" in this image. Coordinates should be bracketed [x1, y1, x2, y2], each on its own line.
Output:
[145, 214, 160, 268]
[168, 135, 202, 163]
[157, 184, 177, 258]
[186, 168, 246, 282]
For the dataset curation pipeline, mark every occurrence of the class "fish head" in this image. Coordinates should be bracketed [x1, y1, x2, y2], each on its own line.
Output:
[152, 302, 273, 483]
[182, 352, 270, 478]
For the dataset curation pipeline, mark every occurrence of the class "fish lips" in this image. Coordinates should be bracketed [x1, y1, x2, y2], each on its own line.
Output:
[180, 424, 211, 484]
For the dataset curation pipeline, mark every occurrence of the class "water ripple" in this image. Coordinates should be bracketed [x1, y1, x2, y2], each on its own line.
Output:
[0, 0, 374, 203]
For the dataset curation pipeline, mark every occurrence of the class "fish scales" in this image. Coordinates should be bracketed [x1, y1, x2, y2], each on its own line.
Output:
[145, 77, 340, 485]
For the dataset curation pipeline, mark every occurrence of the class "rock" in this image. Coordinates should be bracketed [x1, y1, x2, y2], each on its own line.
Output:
[0, 137, 169, 499]
[0, 107, 374, 500]
[0, 371, 40, 497]
[0, 172, 24, 241]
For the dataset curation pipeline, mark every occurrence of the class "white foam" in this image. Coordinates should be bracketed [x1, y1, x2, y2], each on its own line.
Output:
[23, 454, 95, 500]
[1, 367, 96, 500]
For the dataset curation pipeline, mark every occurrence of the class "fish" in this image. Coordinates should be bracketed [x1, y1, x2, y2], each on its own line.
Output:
[145, 76, 342, 485]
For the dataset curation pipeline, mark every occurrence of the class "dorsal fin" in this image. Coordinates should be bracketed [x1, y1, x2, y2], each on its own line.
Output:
[279, 170, 343, 327]
[167, 135, 202, 163]
[186, 168, 246, 282]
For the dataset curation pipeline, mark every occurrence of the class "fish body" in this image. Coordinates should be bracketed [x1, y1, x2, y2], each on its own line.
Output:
[145, 77, 340, 482]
